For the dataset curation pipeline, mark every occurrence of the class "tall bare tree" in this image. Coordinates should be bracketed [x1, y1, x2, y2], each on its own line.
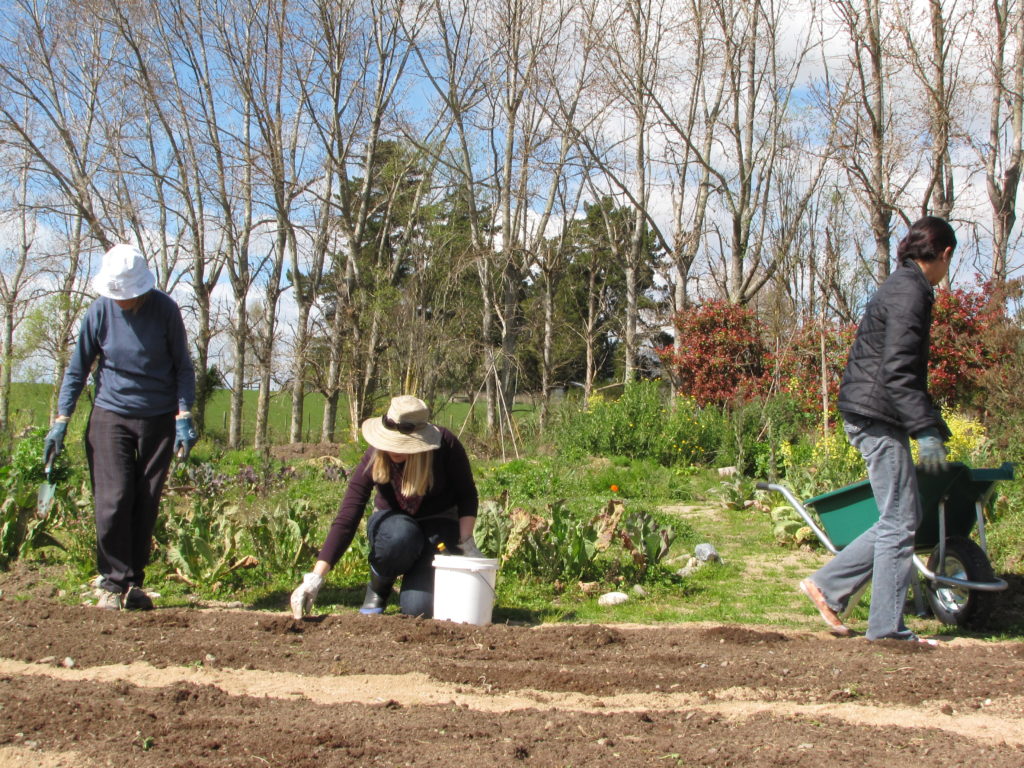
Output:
[0, 152, 46, 437]
[976, 0, 1024, 285]
[0, 0, 121, 249]
[895, 0, 971, 221]
[822, 0, 919, 282]
[104, 0, 229, 431]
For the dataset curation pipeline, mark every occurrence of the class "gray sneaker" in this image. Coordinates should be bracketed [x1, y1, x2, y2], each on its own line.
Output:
[124, 586, 154, 611]
[96, 590, 124, 610]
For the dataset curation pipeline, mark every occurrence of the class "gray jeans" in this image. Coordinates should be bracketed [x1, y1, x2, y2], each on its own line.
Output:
[810, 415, 921, 640]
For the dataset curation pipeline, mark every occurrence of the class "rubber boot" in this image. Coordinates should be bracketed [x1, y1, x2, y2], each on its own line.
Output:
[359, 571, 394, 615]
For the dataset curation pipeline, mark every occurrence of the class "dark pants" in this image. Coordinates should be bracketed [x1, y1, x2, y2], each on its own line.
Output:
[367, 508, 459, 618]
[86, 406, 176, 594]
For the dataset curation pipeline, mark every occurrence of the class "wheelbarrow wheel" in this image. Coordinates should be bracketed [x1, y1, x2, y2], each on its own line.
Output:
[924, 536, 995, 628]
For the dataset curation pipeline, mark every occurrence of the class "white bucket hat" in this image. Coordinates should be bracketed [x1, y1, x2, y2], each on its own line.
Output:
[92, 243, 156, 300]
[361, 396, 442, 454]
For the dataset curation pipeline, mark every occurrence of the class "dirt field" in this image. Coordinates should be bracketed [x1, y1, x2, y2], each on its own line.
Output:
[1, 563, 1023, 768]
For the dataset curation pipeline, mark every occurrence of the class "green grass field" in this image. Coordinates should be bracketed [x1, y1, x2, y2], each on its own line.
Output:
[5, 382, 528, 446]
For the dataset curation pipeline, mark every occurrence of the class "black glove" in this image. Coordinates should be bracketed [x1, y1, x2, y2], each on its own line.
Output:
[174, 415, 198, 459]
[43, 421, 68, 466]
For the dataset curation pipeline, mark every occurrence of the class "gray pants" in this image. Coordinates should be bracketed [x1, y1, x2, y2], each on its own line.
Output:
[86, 406, 176, 594]
[810, 415, 921, 640]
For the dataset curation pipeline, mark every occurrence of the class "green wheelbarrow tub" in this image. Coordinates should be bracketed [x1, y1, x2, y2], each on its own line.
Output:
[805, 461, 1013, 551]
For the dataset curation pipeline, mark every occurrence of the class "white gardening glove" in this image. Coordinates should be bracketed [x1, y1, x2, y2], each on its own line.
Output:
[458, 535, 484, 558]
[290, 572, 324, 619]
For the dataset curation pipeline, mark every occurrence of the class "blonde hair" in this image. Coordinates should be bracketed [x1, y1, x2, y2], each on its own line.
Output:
[370, 449, 434, 497]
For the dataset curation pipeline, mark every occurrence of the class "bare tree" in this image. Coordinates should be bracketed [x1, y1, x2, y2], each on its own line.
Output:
[701, 0, 827, 303]
[103, 0, 230, 431]
[821, 0, 919, 282]
[0, 152, 46, 436]
[975, 0, 1024, 285]
[183, 0, 260, 449]
[0, 0, 123, 250]
[216, 0, 310, 450]
[413, 0, 495, 427]
[894, 0, 972, 223]
[659, 0, 725, 318]
[583, 0, 664, 381]
[330, 0, 423, 439]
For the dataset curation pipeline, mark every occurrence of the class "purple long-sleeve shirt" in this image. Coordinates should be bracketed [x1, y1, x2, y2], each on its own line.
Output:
[318, 426, 478, 566]
[58, 291, 195, 418]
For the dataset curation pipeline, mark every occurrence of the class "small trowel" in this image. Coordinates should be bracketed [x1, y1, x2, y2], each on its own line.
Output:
[36, 462, 56, 519]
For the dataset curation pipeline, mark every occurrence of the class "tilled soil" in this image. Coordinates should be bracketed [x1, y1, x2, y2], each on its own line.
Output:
[1, 567, 1023, 768]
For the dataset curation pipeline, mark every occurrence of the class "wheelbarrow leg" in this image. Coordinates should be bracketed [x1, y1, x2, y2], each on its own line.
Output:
[911, 574, 928, 618]
[839, 582, 869, 620]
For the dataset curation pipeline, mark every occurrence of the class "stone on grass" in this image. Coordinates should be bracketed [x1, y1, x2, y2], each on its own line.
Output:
[676, 558, 700, 578]
[597, 591, 629, 607]
[694, 543, 720, 562]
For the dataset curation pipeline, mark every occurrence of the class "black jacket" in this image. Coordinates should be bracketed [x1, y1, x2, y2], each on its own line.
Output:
[837, 259, 949, 438]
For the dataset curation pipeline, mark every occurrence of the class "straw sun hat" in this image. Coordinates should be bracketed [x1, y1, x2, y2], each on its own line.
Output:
[361, 396, 442, 454]
[92, 243, 156, 300]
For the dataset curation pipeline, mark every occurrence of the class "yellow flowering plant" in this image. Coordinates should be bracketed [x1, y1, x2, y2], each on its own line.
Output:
[908, 410, 987, 465]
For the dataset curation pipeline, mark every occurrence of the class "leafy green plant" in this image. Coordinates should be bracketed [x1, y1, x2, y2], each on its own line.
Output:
[769, 505, 818, 547]
[778, 426, 864, 500]
[472, 494, 511, 559]
[164, 497, 248, 588]
[621, 509, 676, 579]
[476, 457, 570, 504]
[502, 501, 599, 581]
[0, 428, 70, 568]
[548, 501, 599, 580]
[328, 530, 369, 581]
[710, 475, 757, 510]
[553, 382, 727, 468]
[247, 500, 321, 578]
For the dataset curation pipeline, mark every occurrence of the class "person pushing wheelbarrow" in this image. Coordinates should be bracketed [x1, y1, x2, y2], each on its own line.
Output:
[799, 216, 955, 645]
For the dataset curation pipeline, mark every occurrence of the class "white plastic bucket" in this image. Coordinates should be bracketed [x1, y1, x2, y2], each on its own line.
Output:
[432, 554, 499, 625]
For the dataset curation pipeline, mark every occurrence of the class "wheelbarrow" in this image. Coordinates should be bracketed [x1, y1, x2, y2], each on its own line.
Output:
[757, 462, 1012, 628]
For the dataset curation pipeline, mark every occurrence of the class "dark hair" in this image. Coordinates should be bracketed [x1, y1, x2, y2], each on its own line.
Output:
[896, 216, 957, 263]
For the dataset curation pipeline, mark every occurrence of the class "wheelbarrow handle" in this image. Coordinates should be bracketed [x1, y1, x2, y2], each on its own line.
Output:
[757, 481, 839, 555]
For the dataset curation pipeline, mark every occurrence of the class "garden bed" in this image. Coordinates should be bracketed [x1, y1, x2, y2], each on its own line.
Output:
[1, 563, 1022, 767]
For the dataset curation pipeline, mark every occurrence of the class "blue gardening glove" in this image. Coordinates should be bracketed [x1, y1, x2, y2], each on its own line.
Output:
[174, 415, 198, 459]
[43, 420, 68, 466]
[915, 427, 948, 474]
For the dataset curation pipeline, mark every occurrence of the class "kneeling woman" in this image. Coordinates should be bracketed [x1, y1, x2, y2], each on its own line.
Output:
[291, 396, 480, 618]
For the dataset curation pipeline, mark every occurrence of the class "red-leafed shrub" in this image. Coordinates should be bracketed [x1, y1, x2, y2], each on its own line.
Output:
[659, 284, 1015, 418]
[929, 282, 1007, 408]
[658, 300, 767, 405]
[766, 319, 857, 414]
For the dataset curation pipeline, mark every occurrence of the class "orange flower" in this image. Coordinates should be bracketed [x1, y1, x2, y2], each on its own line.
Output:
[610, 484, 619, 493]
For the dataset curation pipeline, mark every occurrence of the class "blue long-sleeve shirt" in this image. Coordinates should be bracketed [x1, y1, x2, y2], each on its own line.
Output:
[58, 291, 195, 418]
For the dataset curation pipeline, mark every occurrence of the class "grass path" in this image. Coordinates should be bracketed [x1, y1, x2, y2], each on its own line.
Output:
[657, 502, 834, 629]
[653, 500, 957, 638]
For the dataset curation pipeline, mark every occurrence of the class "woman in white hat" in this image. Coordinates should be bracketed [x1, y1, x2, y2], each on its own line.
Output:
[291, 395, 481, 618]
[43, 244, 197, 611]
